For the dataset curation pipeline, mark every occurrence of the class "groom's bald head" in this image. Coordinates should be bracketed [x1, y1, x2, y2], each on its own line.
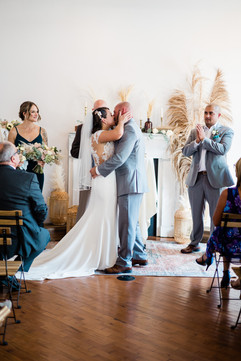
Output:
[114, 102, 133, 123]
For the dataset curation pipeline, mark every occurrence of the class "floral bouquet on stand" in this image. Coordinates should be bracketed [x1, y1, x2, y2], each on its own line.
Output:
[17, 142, 62, 174]
[0, 119, 21, 141]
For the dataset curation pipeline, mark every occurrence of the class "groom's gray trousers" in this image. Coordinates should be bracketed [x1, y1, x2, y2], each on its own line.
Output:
[116, 193, 146, 268]
[188, 173, 221, 247]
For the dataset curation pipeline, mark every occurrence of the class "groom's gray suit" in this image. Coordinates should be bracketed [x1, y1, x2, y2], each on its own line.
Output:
[98, 118, 148, 268]
[183, 122, 234, 247]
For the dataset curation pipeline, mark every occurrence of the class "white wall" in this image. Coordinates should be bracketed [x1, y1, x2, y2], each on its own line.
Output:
[1, 0, 241, 201]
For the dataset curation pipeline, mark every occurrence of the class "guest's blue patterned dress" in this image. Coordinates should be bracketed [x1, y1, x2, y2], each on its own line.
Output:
[206, 187, 241, 258]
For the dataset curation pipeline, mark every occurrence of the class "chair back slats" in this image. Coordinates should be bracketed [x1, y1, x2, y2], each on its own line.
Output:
[0, 210, 22, 217]
[0, 219, 23, 225]
[221, 221, 241, 228]
[0, 306, 11, 327]
[0, 227, 12, 245]
[0, 227, 11, 234]
[221, 213, 241, 228]
[0, 239, 12, 245]
[0, 210, 23, 226]
[0, 261, 22, 275]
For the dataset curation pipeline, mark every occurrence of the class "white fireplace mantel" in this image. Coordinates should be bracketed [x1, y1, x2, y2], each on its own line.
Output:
[142, 134, 179, 237]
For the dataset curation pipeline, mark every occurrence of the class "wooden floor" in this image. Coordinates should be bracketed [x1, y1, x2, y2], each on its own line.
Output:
[1, 243, 241, 360]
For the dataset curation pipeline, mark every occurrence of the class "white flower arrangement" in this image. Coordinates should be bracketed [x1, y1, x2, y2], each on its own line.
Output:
[147, 128, 173, 142]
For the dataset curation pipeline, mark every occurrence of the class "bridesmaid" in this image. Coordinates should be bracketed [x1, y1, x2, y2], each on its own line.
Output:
[8, 101, 48, 191]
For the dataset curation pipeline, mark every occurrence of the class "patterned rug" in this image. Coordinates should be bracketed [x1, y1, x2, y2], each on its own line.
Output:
[97, 240, 236, 277]
[47, 240, 235, 277]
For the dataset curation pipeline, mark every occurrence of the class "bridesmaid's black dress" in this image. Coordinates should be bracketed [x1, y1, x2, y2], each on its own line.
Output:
[14, 126, 44, 191]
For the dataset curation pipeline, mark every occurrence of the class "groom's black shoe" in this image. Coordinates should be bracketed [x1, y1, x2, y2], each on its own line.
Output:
[105, 264, 132, 274]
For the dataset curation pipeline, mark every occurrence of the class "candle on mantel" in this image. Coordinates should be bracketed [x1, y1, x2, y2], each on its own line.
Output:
[160, 107, 164, 127]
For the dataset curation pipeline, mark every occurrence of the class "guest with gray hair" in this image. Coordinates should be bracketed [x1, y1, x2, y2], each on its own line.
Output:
[0, 141, 50, 280]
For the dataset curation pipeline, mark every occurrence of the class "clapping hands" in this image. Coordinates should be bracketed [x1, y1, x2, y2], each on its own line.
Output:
[196, 124, 205, 143]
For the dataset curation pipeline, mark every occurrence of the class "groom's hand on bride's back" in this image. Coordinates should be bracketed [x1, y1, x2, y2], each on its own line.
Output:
[90, 166, 98, 178]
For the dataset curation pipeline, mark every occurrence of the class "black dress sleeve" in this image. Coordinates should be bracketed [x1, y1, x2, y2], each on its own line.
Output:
[70, 124, 83, 158]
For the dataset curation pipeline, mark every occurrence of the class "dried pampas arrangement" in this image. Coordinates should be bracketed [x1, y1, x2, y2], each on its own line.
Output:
[147, 99, 155, 118]
[49, 163, 69, 225]
[209, 69, 232, 124]
[118, 85, 134, 102]
[51, 163, 66, 191]
[167, 66, 232, 194]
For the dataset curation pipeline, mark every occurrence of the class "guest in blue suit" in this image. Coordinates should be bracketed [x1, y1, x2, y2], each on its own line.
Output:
[0, 141, 50, 272]
[181, 104, 234, 254]
[90, 102, 149, 273]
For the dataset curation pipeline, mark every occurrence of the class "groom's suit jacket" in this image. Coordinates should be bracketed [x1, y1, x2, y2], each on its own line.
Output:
[182, 123, 234, 188]
[0, 165, 50, 262]
[98, 119, 148, 196]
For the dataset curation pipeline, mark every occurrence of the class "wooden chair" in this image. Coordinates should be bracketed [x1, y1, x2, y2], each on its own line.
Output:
[0, 300, 12, 345]
[0, 210, 30, 319]
[206, 213, 241, 316]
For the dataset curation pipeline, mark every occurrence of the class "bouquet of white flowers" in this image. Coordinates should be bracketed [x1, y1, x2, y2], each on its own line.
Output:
[17, 142, 62, 174]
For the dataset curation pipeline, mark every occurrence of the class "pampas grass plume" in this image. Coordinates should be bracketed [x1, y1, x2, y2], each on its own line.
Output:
[118, 85, 134, 102]
[51, 164, 65, 191]
[147, 99, 155, 118]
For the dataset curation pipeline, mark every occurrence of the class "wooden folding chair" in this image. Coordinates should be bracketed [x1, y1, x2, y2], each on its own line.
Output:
[206, 213, 241, 310]
[0, 210, 31, 319]
[0, 300, 12, 345]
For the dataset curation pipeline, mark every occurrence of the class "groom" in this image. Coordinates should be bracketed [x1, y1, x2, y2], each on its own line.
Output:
[90, 102, 148, 273]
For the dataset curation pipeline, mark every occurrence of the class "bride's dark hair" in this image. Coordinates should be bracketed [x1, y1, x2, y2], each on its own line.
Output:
[92, 107, 109, 134]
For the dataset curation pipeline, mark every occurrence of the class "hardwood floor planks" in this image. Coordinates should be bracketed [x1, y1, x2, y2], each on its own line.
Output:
[0, 275, 241, 360]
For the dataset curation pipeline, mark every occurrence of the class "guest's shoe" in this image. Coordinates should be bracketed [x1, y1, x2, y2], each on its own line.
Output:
[196, 254, 213, 270]
[231, 278, 241, 290]
[232, 266, 241, 279]
[181, 245, 200, 254]
[104, 264, 132, 274]
[132, 259, 148, 266]
[220, 270, 230, 289]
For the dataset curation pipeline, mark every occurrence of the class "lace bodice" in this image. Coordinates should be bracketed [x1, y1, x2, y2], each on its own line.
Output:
[91, 130, 114, 166]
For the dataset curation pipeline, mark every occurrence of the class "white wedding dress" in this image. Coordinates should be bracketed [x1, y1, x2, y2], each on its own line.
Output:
[22, 130, 119, 280]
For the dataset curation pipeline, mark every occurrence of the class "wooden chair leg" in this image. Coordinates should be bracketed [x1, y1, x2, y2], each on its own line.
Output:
[0, 318, 9, 346]
[3, 278, 21, 324]
[231, 307, 241, 330]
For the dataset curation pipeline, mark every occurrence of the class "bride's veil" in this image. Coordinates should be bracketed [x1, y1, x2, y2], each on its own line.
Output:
[73, 112, 93, 192]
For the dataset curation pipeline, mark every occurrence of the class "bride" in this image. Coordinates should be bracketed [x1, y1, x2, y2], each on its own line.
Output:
[22, 106, 131, 280]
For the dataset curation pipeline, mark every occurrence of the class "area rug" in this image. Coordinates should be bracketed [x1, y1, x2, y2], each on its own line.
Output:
[96, 240, 236, 277]
[47, 240, 235, 277]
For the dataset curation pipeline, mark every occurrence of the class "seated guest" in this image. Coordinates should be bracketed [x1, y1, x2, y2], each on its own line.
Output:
[196, 158, 241, 288]
[0, 141, 50, 273]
